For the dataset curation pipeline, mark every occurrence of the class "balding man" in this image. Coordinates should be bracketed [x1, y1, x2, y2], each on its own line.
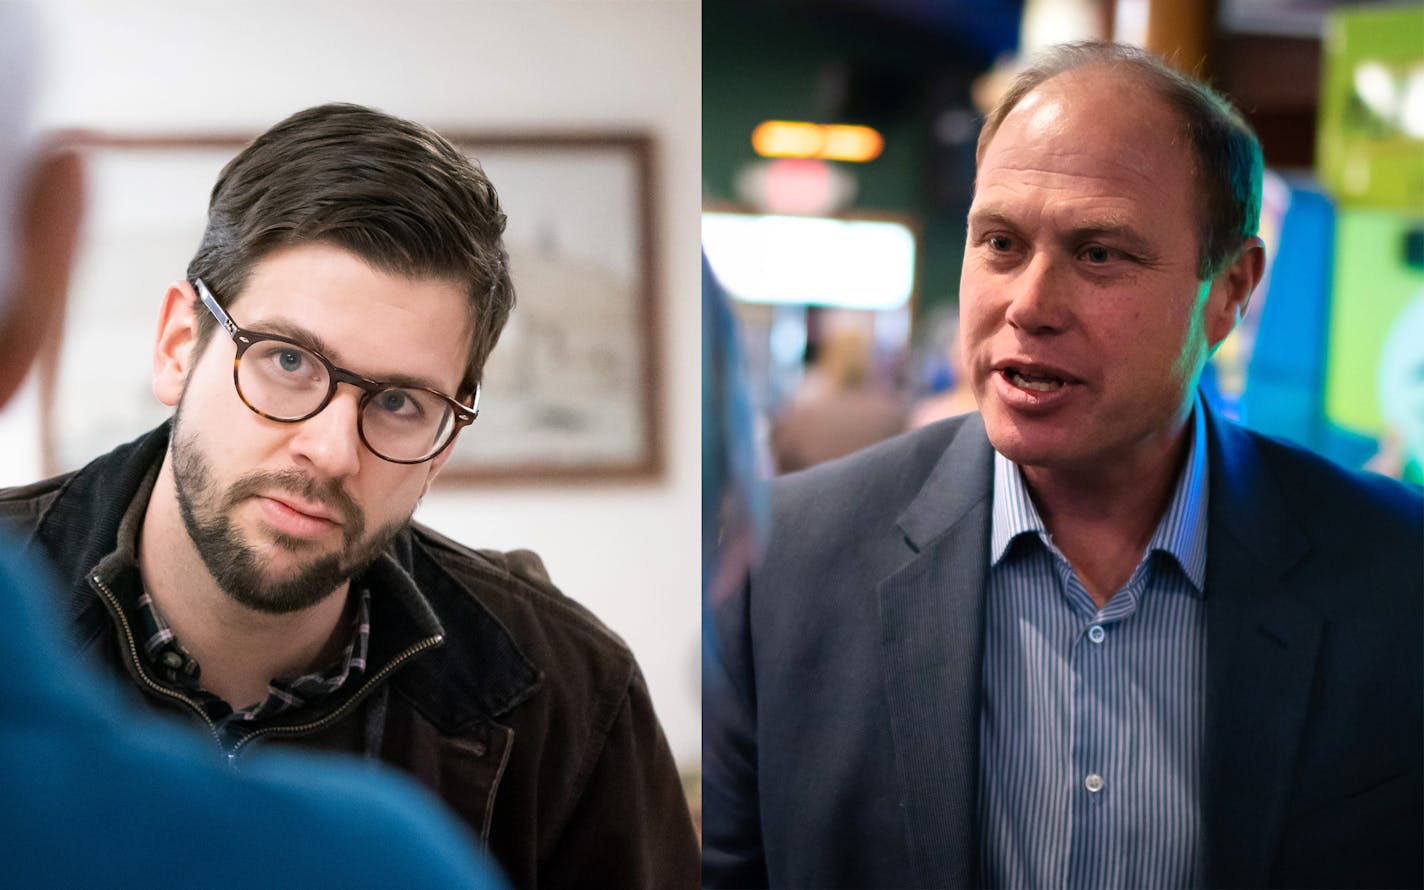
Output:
[704, 41, 1422, 889]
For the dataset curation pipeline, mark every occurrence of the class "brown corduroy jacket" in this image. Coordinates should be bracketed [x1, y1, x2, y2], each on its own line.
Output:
[0, 422, 699, 890]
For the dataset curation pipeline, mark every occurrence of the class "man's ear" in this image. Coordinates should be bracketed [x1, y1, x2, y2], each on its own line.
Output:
[0, 148, 84, 409]
[1205, 236, 1266, 353]
[152, 279, 204, 407]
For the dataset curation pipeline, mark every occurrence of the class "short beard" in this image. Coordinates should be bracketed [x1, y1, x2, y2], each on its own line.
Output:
[169, 426, 406, 615]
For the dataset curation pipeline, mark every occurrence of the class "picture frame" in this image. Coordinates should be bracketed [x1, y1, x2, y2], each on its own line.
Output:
[39, 130, 662, 482]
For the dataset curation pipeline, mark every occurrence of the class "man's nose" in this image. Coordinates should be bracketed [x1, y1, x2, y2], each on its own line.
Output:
[1003, 253, 1072, 335]
[287, 386, 364, 478]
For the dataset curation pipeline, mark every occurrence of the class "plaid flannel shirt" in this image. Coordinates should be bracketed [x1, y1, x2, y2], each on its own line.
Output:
[134, 586, 372, 749]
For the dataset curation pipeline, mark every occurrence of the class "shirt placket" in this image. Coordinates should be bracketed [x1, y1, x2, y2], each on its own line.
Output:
[1063, 565, 1141, 890]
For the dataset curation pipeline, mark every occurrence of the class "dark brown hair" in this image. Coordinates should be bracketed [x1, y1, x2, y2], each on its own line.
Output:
[977, 41, 1263, 280]
[187, 102, 514, 397]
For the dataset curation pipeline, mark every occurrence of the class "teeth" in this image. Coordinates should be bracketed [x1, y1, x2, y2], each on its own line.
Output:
[1008, 370, 1064, 392]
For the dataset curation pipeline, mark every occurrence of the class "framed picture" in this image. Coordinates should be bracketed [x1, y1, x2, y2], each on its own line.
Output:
[40, 131, 662, 482]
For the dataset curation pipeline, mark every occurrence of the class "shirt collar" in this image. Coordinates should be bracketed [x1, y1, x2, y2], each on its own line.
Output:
[990, 393, 1210, 592]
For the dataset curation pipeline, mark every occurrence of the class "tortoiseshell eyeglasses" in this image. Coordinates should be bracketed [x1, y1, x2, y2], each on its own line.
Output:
[195, 278, 478, 464]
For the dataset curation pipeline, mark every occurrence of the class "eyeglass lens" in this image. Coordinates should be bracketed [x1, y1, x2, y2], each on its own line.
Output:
[238, 340, 457, 462]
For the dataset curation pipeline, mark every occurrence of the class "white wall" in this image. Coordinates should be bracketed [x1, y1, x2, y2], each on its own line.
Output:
[6, 0, 701, 765]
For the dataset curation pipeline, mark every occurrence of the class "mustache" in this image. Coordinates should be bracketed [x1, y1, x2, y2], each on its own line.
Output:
[223, 469, 364, 540]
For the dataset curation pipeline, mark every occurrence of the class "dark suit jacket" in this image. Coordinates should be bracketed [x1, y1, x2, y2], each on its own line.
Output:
[704, 407, 1423, 889]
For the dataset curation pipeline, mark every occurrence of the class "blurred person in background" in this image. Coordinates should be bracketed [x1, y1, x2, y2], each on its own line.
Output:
[704, 40, 1422, 889]
[0, 99, 697, 888]
[771, 324, 907, 472]
[0, 2, 507, 885]
[908, 308, 978, 429]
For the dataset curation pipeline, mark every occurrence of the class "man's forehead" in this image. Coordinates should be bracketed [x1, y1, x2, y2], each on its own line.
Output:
[980, 68, 1190, 188]
[997, 65, 1181, 148]
[227, 252, 472, 392]
[1005, 86, 1066, 139]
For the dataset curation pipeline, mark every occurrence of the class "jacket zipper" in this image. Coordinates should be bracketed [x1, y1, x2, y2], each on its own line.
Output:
[226, 634, 444, 762]
[91, 573, 444, 767]
[90, 573, 224, 751]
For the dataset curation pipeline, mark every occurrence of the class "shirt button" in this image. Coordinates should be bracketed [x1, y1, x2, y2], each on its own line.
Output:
[1085, 773, 1105, 793]
[161, 651, 184, 669]
[1087, 625, 1106, 644]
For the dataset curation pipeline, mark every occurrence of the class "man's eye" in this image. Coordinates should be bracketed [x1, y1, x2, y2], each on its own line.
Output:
[1082, 246, 1116, 263]
[277, 349, 305, 372]
[374, 389, 422, 417]
[988, 235, 1013, 252]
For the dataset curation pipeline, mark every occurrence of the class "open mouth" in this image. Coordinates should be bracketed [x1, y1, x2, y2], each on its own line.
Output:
[1003, 366, 1067, 392]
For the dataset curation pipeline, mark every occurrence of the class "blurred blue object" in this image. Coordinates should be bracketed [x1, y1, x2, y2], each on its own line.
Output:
[702, 252, 767, 609]
[1201, 175, 1382, 470]
[0, 530, 507, 889]
[1210, 180, 1335, 444]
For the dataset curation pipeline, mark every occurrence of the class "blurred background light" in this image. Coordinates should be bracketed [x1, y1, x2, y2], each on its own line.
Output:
[702, 212, 915, 310]
[751, 119, 885, 161]
[1354, 61, 1398, 118]
[1399, 66, 1424, 137]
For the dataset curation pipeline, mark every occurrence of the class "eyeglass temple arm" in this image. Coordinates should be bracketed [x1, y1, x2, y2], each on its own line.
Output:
[193, 278, 238, 336]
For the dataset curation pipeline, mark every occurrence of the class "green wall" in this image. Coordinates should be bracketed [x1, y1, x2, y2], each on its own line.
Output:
[703, 1, 1001, 319]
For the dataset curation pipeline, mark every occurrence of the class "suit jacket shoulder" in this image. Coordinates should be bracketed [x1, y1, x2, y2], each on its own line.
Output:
[767, 413, 990, 567]
[1208, 419, 1421, 621]
[1246, 425, 1421, 544]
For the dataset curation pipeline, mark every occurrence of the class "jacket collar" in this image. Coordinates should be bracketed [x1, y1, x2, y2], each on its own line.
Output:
[37, 420, 172, 638]
[32, 421, 540, 732]
[895, 410, 995, 551]
[382, 528, 544, 730]
[988, 397, 1211, 593]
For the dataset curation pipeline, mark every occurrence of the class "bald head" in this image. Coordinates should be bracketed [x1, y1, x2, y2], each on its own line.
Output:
[976, 41, 1263, 280]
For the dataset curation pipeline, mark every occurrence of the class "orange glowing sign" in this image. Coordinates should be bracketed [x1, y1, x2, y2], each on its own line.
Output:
[751, 120, 884, 162]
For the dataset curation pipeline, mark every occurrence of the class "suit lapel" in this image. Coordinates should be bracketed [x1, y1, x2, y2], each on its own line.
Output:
[1202, 410, 1319, 887]
[878, 414, 995, 888]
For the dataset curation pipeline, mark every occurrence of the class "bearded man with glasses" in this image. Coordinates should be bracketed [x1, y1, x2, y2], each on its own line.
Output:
[0, 103, 697, 890]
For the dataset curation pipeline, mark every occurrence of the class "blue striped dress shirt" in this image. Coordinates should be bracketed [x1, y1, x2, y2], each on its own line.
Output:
[979, 403, 1209, 889]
